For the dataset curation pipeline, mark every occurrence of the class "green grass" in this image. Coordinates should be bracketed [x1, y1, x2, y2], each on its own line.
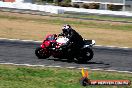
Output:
[59, 13, 132, 22]
[0, 14, 132, 31]
[0, 65, 131, 88]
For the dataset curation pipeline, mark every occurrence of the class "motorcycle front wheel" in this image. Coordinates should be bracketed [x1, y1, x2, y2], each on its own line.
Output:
[35, 47, 50, 59]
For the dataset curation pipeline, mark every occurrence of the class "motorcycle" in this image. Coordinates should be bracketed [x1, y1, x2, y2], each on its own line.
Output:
[35, 34, 95, 62]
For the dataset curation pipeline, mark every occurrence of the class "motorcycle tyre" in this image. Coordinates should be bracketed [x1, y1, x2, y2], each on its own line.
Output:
[35, 47, 50, 59]
[77, 48, 94, 63]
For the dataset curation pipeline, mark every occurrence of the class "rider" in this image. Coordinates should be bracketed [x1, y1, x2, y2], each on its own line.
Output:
[60, 24, 84, 50]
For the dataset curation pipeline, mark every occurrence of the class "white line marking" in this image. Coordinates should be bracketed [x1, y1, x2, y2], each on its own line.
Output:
[46, 65, 62, 68]
[0, 38, 131, 49]
[0, 38, 41, 43]
[0, 38, 132, 73]
[0, 63, 132, 74]
[95, 45, 130, 49]
[66, 67, 75, 69]
[105, 69, 132, 74]
[89, 68, 104, 71]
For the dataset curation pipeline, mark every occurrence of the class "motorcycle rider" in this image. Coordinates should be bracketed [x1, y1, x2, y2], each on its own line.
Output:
[59, 24, 84, 52]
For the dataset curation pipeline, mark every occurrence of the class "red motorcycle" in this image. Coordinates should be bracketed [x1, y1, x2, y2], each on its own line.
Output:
[35, 34, 95, 62]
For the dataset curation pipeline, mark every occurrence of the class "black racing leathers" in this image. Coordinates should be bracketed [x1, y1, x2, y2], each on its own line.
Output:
[61, 28, 84, 50]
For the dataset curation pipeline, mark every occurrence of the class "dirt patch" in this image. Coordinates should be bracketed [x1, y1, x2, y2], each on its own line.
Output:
[0, 17, 132, 47]
[0, 19, 60, 40]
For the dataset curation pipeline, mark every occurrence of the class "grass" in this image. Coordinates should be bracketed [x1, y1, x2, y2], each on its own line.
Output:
[0, 11, 132, 88]
[0, 64, 131, 88]
[0, 12, 132, 31]
[0, 12, 132, 47]
[59, 13, 132, 22]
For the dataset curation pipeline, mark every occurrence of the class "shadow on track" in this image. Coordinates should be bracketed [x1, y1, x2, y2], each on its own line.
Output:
[47, 58, 110, 66]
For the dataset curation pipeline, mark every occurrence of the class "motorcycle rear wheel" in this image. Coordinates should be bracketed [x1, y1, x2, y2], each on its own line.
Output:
[77, 48, 94, 63]
[35, 47, 50, 59]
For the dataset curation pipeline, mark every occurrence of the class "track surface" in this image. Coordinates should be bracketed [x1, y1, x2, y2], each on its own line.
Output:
[0, 40, 132, 72]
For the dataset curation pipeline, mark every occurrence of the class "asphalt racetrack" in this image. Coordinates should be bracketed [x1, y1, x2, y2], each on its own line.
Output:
[0, 39, 132, 72]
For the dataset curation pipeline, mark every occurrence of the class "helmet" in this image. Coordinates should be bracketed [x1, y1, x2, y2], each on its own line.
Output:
[62, 24, 71, 30]
[62, 24, 72, 36]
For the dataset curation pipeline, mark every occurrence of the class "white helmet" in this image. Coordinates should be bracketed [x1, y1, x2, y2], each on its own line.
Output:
[62, 24, 71, 30]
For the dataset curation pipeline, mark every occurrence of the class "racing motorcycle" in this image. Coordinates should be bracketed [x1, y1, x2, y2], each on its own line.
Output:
[35, 34, 95, 62]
